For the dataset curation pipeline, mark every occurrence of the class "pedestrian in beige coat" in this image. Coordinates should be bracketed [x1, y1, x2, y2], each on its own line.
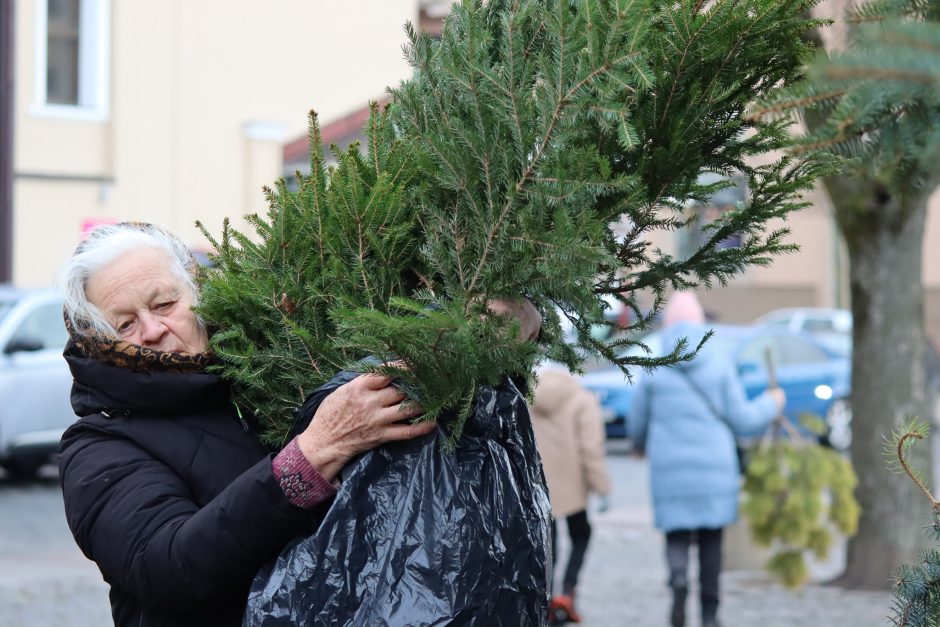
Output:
[532, 366, 611, 624]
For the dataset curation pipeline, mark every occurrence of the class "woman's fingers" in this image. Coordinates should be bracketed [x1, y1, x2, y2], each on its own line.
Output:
[357, 372, 394, 390]
[378, 400, 424, 424]
[373, 385, 407, 408]
[356, 361, 410, 390]
[385, 419, 437, 441]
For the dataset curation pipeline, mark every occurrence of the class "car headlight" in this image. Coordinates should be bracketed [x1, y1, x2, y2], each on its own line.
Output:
[814, 385, 834, 400]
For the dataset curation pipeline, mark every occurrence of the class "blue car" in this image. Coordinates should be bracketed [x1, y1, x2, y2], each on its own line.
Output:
[579, 324, 852, 447]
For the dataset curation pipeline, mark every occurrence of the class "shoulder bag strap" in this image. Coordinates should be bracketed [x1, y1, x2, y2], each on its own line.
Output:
[676, 368, 732, 430]
[677, 368, 750, 473]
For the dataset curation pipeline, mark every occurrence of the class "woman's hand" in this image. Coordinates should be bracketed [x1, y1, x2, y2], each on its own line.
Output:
[296, 374, 433, 482]
[485, 298, 542, 342]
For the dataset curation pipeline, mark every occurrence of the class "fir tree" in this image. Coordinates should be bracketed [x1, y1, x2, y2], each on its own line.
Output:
[750, 0, 940, 587]
[885, 420, 940, 626]
[391, 0, 830, 366]
[196, 106, 435, 443]
[197, 0, 829, 446]
[741, 418, 860, 588]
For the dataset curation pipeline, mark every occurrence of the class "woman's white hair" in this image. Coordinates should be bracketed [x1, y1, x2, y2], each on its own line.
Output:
[58, 223, 201, 339]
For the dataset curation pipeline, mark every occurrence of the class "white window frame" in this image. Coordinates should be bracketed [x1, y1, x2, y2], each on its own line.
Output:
[30, 0, 111, 121]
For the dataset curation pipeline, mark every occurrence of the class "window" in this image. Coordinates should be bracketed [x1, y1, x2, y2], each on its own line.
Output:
[9, 304, 69, 351]
[803, 318, 836, 334]
[46, 0, 81, 105]
[777, 337, 829, 366]
[419, 0, 450, 39]
[32, 0, 110, 120]
[677, 173, 747, 260]
[736, 336, 777, 372]
[0, 299, 15, 325]
[738, 335, 829, 370]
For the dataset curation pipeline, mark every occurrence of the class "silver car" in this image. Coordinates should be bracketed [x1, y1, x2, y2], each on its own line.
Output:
[753, 307, 853, 357]
[0, 286, 74, 479]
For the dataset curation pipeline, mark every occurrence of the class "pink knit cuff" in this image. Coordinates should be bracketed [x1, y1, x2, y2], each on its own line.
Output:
[272, 437, 337, 509]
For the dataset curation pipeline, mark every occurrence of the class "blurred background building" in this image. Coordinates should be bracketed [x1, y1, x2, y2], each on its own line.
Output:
[3, 0, 940, 339]
[3, 0, 447, 287]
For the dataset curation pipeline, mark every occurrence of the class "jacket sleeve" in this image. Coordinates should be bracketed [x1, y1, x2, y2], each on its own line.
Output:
[575, 388, 611, 496]
[719, 359, 779, 436]
[628, 375, 651, 452]
[59, 427, 316, 614]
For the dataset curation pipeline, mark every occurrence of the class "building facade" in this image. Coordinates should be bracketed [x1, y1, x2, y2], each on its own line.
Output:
[8, 0, 419, 287]
[8, 0, 940, 342]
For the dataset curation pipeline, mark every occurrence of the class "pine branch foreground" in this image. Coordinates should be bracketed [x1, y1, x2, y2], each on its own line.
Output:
[752, 0, 940, 193]
[885, 421, 940, 627]
[197, 0, 831, 447]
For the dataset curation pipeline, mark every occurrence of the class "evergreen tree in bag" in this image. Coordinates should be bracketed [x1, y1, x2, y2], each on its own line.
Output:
[199, 0, 829, 447]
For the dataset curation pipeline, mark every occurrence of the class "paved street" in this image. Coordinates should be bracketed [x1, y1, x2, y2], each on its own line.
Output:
[0, 446, 907, 627]
[568, 445, 892, 627]
[0, 467, 110, 627]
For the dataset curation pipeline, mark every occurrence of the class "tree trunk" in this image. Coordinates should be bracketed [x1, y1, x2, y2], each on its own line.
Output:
[830, 176, 936, 590]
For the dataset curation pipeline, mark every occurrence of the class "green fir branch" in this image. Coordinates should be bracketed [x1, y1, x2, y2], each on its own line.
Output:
[198, 0, 829, 447]
[885, 420, 940, 510]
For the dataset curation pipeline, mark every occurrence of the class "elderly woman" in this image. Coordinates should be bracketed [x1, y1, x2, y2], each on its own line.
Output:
[57, 222, 460, 627]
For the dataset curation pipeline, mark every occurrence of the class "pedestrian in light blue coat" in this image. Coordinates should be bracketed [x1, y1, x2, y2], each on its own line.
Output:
[629, 292, 785, 627]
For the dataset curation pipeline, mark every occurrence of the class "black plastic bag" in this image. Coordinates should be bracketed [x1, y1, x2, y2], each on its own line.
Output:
[243, 371, 552, 626]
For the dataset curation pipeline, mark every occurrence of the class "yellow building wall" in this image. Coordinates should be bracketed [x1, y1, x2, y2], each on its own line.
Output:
[13, 0, 418, 286]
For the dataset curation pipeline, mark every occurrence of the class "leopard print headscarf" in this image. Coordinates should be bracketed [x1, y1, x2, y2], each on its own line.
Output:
[65, 316, 213, 373]
[64, 221, 213, 374]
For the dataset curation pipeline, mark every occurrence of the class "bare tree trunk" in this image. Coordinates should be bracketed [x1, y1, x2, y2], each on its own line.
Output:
[830, 177, 935, 589]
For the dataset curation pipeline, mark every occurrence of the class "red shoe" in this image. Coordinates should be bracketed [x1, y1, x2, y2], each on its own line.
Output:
[548, 595, 582, 623]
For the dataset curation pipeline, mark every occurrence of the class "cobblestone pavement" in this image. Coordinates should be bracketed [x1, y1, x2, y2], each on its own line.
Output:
[562, 448, 892, 627]
[0, 471, 111, 626]
[568, 507, 891, 627]
[0, 453, 896, 627]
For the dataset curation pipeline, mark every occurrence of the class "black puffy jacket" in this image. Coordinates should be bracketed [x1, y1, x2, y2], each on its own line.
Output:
[58, 343, 318, 627]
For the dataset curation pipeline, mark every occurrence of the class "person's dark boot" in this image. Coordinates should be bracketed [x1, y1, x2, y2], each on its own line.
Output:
[669, 577, 688, 627]
[701, 598, 720, 627]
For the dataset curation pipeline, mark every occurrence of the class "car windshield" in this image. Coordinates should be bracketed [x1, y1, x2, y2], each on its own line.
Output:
[618, 327, 740, 361]
[812, 332, 851, 358]
[577, 325, 744, 372]
[0, 298, 17, 324]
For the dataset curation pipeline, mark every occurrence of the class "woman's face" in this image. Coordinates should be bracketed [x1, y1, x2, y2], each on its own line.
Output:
[85, 247, 209, 354]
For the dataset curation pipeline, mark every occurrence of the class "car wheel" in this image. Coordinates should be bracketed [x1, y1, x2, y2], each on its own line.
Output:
[823, 398, 852, 451]
[0, 457, 44, 481]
